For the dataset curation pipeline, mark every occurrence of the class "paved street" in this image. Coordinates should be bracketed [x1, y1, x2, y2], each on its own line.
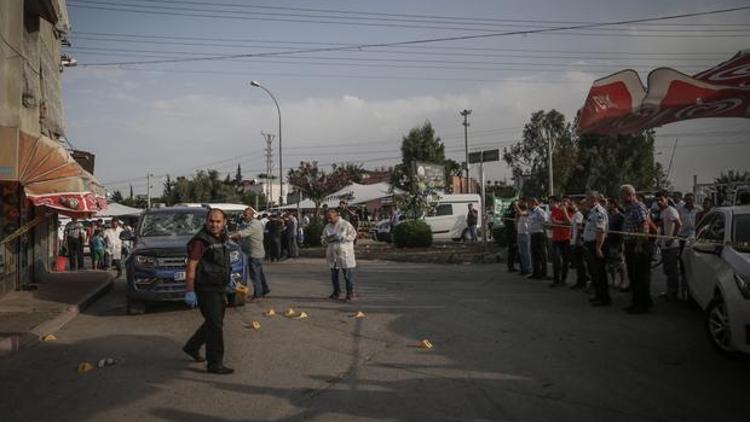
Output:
[0, 258, 747, 422]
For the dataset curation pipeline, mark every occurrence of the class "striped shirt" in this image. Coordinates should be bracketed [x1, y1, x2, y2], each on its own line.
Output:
[623, 201, 649, 236]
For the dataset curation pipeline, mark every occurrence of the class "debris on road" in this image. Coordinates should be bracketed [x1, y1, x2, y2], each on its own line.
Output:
[285, 308, 296, 317]
[41, 334, 57, 342]
[417, 339, 433, 349]
[77, 362, 95, 373]
[97, 358, 116, 368]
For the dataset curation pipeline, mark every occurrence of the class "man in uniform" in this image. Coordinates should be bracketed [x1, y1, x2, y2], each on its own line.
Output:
[583, 192, 609, 306]
[621, 185, 653, 314]
[230, 207, 270, 301]
[182, 209, 234, 374]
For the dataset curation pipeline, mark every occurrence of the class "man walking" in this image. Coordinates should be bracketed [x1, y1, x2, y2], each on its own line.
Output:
[63, 218, 86, 271]
[621, 185, 653, 314]
[466, 203, 479, 242]
[549, 196, 571, 287]
[230, 207, 270, 301]
[527, 198, 549, 280]
[322, 208, 358, 301]
[183, 208, 234, 374]
[656, 191, 682, 301]
[583, 192, 610, 306]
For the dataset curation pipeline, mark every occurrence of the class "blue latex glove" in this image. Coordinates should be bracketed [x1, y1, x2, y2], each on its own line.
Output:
[185, 291, 198, 308]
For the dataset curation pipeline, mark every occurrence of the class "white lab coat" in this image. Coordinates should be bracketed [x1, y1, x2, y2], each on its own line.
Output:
[103, 227, 124, 260]
[321, 219, 357, 269]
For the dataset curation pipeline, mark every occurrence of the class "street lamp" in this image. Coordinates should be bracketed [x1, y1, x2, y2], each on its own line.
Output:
[249, 80, 283, 207]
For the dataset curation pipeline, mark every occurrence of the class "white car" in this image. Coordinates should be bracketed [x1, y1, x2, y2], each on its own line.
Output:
[682, 206, 750, 355]
[424, 194, 481, 241]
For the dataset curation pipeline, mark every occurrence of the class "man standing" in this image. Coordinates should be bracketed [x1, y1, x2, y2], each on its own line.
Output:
[527, 198, 549, 280]
[466, 203, 479, 242]
[266, 214, 284, 262]
[102, 219, 124, 278]
[583, 192, 609, 306]
[503, 201, 518, 272]
[230, 207, 270, 301]
[287, 211, 299, 258]
[621, 185, 653, 314]
[549, 196, 571, 287]
[63, 218, 86, 271]
[677, 193, 701, 239]
[569, 200, 589, 289]
[656, 191, 683, 301]
[322, 208, 358, 301]
[515, 199, 531, 276]
[183, 209, 234, 374]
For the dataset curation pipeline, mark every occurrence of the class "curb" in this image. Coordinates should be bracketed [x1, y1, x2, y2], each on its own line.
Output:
[0, 275, 114, 357]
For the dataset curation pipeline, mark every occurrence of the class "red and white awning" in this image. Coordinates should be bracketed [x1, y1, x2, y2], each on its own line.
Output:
[18, 132, 106, 216]
[577, 50, 750, 135]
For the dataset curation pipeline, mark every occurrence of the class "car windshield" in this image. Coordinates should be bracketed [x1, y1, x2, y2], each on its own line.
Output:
[139, 211, 206, 237]
[734, 214, 750, 253]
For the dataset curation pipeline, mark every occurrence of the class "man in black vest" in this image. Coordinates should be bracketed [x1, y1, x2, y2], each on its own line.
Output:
[182, 209, 234, 374]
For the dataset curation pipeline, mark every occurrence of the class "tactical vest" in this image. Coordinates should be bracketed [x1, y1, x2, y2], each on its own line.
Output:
[189, 229, 230, 292]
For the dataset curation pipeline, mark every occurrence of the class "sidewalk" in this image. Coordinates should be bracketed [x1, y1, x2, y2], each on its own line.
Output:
[0, 270, 115, 357]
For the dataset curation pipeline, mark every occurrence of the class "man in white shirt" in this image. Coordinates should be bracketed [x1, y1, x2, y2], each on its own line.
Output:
[527, 198, 549, 280]
[102, 219, 124, 278]
[657, 191, 683, 301]
[677, 193, 701, 239]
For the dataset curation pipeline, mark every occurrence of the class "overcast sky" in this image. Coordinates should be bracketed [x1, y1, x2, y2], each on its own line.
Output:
[61, 0, 750, 196]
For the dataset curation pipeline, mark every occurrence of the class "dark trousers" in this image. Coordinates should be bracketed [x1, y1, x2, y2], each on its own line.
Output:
[551, 241, 570, 285]
[661, 247, 680, 299]
[287, 234, 299, 258]
[530, 233, 548, 278]
[67, 238, 84, 271]
[269, 236, 282, 261]
[586, 242, 609, 302]
[248, 258, 269, 297]
[184, 291, 226, 369]
[572, 244, 589, 286]
[624, 241, 652, 309]
[507, 237, 518, 271]
[331, 268, 355, 295]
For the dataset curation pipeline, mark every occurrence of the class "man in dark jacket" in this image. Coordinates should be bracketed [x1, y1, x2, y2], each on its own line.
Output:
[182, 208, 234, 374]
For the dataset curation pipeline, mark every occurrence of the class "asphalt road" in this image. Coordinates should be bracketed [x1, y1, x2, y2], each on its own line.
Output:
[0, 258, 747, 422]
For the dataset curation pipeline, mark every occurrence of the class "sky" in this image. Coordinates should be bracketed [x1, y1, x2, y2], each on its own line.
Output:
[60, 0, 750, 196]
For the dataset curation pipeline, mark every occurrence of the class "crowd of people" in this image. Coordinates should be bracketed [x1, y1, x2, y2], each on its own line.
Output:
[63, 217, 130, 278]
[503, 185, 712, 314]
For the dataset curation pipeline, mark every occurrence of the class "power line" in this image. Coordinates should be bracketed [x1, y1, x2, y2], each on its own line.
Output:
[68, 0, 750, 35]
[73, 5, 750, 67]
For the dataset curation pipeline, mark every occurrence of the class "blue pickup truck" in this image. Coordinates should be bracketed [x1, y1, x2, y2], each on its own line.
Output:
[122, 206, 248, 315]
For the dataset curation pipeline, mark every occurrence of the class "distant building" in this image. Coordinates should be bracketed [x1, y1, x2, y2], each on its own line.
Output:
[361, 167, 393, 185]
[239, 179, 290, 206]
[450, 176, 480, 194]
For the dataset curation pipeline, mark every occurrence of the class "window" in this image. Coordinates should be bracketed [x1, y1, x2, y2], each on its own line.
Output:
[733, 214, 750, 253]
[429, 204, 453, 217]
[695, 214, 716, 240]
[704, 214, 726, 242]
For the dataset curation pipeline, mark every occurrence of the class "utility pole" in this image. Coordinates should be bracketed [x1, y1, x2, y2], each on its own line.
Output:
[460, 109, 472, 193]
[547, 129, 554, 198]
[666, 138, 679, 182]
[146, 172, 154, 208]
[480, 154, 487, 247]
[262, 131, 275, 208]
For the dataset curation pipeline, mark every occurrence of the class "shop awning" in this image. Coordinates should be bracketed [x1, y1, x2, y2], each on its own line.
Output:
[17, 132, 106, 216]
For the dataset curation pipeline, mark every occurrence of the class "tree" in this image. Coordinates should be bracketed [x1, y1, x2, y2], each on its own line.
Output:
[110, 190, 124, 203]
[503, 110, 576, 198]
[287, 161, 359, 219]
[129, 184, 134, 200]
[713, 169, 750, 205]
[567, 130, 661, 197]
[392, 121, 455, 191]
[331, 162, 365, 184]
[234, 163, 243, 186]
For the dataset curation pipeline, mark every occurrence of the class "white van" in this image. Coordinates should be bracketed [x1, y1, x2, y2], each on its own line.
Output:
[424, 194, 482, 241]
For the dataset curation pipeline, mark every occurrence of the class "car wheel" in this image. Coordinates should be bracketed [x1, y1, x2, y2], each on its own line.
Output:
[705, 295, 733, 355]
[126, 299, 146, 315]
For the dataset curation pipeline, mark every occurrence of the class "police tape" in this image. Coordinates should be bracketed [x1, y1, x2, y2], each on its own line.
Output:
[500, 217, 748, 248]
[0, 214, 50, 247]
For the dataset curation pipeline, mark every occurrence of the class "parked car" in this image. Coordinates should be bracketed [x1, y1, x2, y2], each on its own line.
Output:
[424, 194, 482, 241]
[682, 205, 750, 355]
[372, 215, 406, 242]
[122, 207, 248, 315]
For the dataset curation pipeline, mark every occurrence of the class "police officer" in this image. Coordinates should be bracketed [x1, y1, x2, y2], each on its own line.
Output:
[583, 191, 610, 306]
[182, 208, 234, 374]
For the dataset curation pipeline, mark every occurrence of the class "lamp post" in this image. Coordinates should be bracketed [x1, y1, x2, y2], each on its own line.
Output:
[250, 81, 283, 208]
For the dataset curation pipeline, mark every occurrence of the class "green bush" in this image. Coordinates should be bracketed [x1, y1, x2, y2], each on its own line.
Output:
[304, 221, 324, 247]
[392, 220, 433, 248]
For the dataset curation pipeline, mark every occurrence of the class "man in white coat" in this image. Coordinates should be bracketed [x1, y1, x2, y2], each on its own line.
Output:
[321, 208, 358, 301]
[103, 219, 124, 278]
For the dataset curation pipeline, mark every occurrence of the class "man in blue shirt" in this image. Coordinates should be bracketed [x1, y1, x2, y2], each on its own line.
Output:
[621, 184, 653, 314]
[527, 198, 549, 280]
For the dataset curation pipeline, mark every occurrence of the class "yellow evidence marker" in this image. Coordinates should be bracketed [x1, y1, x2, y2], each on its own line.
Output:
[417, 339, 433, 349]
